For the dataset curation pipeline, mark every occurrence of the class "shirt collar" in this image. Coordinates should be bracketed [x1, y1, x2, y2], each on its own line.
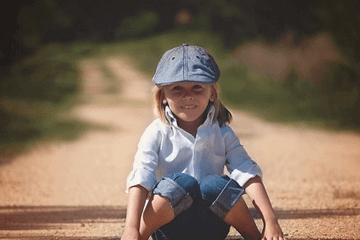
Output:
[165, 104, 216, 127]
[165, 106, 177, 126]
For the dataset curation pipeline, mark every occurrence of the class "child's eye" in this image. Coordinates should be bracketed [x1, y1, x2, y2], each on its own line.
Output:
[193, 85, 203, 91]
[171, 86, 182, 91]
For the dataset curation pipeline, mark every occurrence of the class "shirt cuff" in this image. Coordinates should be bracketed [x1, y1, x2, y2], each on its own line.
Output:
[126, 168, 157, 193]
[230, 164, 263, 187]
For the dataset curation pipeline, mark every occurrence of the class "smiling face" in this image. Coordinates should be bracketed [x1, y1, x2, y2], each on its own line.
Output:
[162, 82, 216, 130]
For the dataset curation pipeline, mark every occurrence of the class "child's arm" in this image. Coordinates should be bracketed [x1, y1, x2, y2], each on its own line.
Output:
[122, 185, 148, 240]
[244, 176, 285, 240]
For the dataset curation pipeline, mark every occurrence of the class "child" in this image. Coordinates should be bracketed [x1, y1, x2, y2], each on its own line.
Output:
[123, 43, 285, 240]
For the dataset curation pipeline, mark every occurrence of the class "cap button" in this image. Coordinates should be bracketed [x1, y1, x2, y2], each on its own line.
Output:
[182, 43, 189, 46]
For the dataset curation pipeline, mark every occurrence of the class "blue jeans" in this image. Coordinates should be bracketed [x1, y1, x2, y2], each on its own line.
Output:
[151, 173, 245, 240]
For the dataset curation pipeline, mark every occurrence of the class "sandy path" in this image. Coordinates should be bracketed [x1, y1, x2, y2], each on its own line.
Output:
[0, 56, 359, 239]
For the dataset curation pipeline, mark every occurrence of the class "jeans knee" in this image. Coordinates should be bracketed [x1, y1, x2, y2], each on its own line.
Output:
[200, 174, 230, 205]
[200, 174, 245, 219]
[164, 173, 201, 200]
[152, 173, 200, 216]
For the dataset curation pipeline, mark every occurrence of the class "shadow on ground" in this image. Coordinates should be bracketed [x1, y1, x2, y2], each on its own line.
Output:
[0, 237, 120, 240]
[250, 207, 360, 220]
[0, 206, 359, 239]
[0, 206, 126, 231]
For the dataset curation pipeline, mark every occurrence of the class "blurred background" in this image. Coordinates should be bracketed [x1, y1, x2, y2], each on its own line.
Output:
[1, 0, 360, 153]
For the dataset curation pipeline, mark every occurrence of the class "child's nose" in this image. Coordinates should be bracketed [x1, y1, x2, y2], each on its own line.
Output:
[182, 90, 194, 100]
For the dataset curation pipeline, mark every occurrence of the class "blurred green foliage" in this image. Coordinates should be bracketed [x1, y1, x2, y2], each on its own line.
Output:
[4, 44, 78, 102]
[1, 0, 360, 149]
[0, 42, 109, 147]
[220, 62, 360, 130]
[117, 11, 160, 38]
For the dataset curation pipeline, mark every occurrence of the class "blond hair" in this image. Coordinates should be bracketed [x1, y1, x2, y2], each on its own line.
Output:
[153, 84, 232, 127]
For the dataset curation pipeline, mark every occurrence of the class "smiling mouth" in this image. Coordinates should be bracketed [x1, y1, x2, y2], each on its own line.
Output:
[182, 105, 196, 109]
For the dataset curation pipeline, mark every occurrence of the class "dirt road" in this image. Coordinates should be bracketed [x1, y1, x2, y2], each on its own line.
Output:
[0, 56, 359, 239]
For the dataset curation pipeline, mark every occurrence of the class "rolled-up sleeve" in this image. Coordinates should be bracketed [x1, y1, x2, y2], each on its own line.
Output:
[126, 121, 161, 192]
[223, 126, 262, 187]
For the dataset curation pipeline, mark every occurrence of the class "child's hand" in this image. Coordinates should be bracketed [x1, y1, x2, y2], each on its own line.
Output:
[121, 227, 141, 240]
[262, 219, 285, 240]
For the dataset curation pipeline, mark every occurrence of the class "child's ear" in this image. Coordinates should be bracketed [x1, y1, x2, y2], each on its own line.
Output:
[209, 86, 216, 102]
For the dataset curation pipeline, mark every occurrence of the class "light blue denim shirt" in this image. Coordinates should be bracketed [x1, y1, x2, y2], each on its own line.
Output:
[126, 105, 262, 192]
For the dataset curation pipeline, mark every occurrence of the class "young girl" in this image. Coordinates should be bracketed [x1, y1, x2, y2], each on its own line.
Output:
[123, 43, 285, 240]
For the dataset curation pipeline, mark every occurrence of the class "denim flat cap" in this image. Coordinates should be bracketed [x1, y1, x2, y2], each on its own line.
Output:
[152, 43, 220, 86]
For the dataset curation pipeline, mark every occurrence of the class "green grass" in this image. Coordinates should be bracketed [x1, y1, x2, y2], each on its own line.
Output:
[0, 41, 112, 155]
[220, 63, 360, 131]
